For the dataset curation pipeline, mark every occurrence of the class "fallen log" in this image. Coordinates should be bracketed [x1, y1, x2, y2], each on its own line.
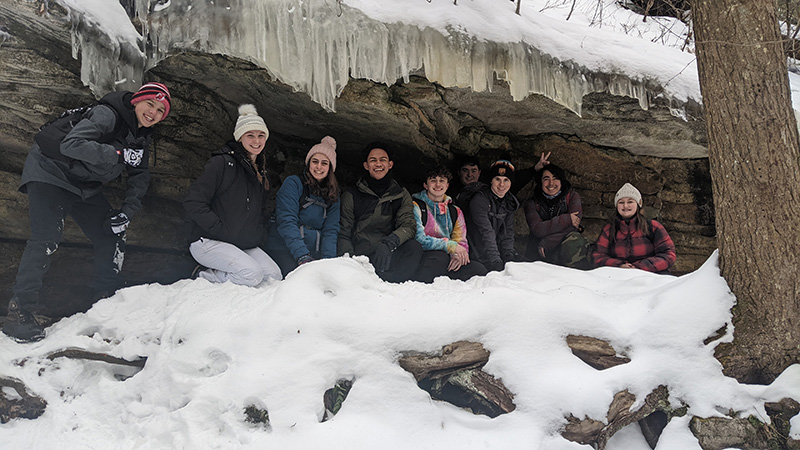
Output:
[563, 385, 670, 449]
[566, 335, 631, 370]
[399, 341, 514, 418]
[399, 340, 490, 381]
[46, 348, 147, 368]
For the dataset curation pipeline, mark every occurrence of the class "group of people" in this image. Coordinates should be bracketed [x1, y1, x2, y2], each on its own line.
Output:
[2, 83, 677, 343]
[454, 155, 676, 274]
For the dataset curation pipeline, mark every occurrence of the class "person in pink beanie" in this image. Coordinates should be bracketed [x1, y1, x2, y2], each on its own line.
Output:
[4, 82, 172, 343]
[266, 136, 342, 276]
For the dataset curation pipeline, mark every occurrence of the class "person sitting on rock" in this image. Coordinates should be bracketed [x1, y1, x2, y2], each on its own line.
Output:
[593, 183, 676, 273]
[451, 155, 482, 206]
[411, 166, 487, 283]
[266, 136, 341, 276]
[3, 82, 172, 343]
[523, 163, 592, 269]
[454, 151, 550, 209]
[462, 158, 526, 273]
[338, 142, 422, 282]
[183, 104, 282, 286]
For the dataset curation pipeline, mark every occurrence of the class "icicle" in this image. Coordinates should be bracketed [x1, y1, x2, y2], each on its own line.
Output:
[132, 0, 656, 115]
[63, 2, 145, 95]
[59, 0, 661, 114]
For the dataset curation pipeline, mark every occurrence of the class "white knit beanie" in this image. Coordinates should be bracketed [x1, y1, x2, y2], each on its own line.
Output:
[305, 136, 337, 171]
[614, 182, 642, 206]
[233, 104, 269, 141]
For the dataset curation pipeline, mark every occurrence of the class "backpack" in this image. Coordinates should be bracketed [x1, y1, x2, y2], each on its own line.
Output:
[34, 103, 123, 163]
[454, 182, 485, 214]
[299, 183, 330, 217]
[415, 200, 459, 229]
[266, 178, 330, 243]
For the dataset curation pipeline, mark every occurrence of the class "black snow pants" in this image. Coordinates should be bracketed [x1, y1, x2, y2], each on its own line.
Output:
[12, 182, 125, 312]
[370, 239, 423, 283]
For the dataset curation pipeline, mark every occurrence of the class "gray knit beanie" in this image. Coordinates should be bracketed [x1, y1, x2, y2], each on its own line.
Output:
[233, 104, 269, 141]
[614, 183, 642, 206]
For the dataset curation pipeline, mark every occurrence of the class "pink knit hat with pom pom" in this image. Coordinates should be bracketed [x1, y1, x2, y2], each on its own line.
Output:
[305, 136, 337, 171]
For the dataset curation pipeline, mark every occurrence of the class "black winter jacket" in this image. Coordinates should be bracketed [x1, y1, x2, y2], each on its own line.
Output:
[338, 177, 416, 257]
[183, 141, 270, 250]
[464, 185, 520, 270]
[20, 91, 153, 218]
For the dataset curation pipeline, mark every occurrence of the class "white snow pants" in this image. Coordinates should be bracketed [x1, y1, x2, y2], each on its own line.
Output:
[189, 238, 282, 286]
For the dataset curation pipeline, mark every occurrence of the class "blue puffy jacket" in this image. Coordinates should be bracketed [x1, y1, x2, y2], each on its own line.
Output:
[268, 175, 340, 259]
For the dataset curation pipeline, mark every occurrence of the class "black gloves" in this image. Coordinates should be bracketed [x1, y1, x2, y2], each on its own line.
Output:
[382, 234, 400, 252]
[372, 234, 400, 272]
[297, 254, 314, 266]
[104, 210, 130, 235]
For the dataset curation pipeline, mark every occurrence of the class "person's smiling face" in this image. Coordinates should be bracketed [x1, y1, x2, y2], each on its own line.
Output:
[363, 148, 393, 180]
[308, 153, 331, 182]
[239, 130, 267, 159]
[459, 164, 480, 185]
[134, 99, 166, 128]
[540, 170, 562, 197]
[617, 197, 639, 219]
[491, 176, 511, 198]
[424, 176, 449, 202]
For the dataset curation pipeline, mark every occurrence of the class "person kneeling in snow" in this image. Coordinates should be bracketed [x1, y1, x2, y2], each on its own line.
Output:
[183, 104, 282, 286]
[411, 166, 487, 283]
[592, 183, 676, 273]
[3, 83, 172, 343]
[338, 143, 422, 282]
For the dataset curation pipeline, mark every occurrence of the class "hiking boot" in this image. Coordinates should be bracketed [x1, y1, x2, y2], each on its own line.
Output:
[3, 299, 45, 343]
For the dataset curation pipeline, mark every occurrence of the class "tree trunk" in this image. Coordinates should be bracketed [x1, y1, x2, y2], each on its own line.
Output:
[691, 0, 800, 384]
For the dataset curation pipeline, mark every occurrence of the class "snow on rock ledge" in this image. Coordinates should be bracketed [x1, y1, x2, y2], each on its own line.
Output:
[112, 0, 661, 115]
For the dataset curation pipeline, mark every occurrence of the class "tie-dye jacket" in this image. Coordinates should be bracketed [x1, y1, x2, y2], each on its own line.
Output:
[411, 191, 469, 254]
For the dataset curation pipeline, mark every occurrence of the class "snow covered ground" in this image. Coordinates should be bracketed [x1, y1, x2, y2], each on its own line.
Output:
[1, 254, 799, 449]
[3, 1, 799, 448]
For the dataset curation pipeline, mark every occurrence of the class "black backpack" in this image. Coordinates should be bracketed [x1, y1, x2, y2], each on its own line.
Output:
[34, 104, 123, 163]
[415, 200, 459, 230]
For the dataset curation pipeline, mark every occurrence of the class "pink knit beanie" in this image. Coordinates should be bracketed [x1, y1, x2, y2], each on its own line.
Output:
[305, 136, 337, 171]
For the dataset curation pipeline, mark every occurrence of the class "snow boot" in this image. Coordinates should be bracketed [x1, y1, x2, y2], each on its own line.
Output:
[2, 299, 45, 343]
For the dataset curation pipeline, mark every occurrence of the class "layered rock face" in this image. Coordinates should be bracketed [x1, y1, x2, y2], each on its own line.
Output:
[0, 0, 713, 317]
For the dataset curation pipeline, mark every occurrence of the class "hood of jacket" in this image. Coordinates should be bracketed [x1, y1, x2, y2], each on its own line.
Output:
[99, 91, 153, 139]
[412, 190, 454, 210]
